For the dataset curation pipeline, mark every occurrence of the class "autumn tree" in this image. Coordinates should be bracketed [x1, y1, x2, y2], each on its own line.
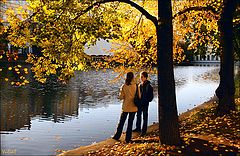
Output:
[75, 0, 181, 145]
[170, 0, 240, 116]
[0, 0, 181, 145]
[215, 0, 240, 116]
[2, 0, 239, 144]
[1, 0, 124, 84]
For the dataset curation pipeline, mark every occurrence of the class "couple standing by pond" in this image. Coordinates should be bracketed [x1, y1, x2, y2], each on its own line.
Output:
[112, 71, 154, 143]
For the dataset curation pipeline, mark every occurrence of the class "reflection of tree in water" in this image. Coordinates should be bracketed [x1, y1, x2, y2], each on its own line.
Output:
[0, 84, 31, 132]
[1, 66, 226, 131]
[29, 75, 79, 122]
[1, 74, 80, 132]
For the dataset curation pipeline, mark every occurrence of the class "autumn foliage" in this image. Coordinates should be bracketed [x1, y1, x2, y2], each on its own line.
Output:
[0, 0, 239, 83]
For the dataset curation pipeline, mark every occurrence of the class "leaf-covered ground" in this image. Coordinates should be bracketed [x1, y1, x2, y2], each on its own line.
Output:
[86, 99, 240, 156]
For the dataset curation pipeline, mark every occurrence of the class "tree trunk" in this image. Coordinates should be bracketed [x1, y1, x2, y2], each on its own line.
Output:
[215, 0, 237, 116]
[157, 0, 181, 145]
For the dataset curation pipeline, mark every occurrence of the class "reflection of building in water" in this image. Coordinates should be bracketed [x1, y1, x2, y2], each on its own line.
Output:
[0, 84, 31, 131]
[49, 89, 79, 123]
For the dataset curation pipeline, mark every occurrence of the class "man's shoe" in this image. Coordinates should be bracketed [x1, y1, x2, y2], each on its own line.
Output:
[125, 140, 132, 143]
[140, 132, 146, 137]
[133, 128, 141, 132]
[112, 136, 120, 141]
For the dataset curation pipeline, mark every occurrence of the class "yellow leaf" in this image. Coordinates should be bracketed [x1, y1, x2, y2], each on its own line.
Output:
[194, 148, 200, 152]
[24, 80, 29, 84]
[213, 147, 218, 151]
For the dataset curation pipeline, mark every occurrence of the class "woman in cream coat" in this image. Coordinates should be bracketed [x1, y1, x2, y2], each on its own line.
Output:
[112, 72, 138, 143]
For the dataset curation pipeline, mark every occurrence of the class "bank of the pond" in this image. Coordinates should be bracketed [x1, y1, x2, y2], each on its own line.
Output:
[58, 96, 222, 156]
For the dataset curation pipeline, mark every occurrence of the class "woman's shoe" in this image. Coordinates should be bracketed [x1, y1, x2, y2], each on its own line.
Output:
[140, 132, 146, 137]
[132, 128, 141, 132]
[125, 140, 132, 143]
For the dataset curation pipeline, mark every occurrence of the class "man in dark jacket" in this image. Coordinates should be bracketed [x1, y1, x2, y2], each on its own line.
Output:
[133, 71, 153, 136]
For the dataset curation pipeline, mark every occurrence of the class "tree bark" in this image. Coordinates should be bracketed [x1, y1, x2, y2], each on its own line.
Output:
[157, 0, 181, 145]
[215, 0, 237, 116]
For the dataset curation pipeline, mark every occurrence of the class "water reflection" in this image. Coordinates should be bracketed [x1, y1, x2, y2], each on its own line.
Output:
[1, 75, 79, 132]
[1, 64, 234, 155]
[1, 66, 223, 132]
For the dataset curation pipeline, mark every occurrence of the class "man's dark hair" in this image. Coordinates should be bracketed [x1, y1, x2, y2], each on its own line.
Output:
[141, 71, 148, 78]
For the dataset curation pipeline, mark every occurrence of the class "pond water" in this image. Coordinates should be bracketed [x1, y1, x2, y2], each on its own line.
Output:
[0, 65, 223, 155]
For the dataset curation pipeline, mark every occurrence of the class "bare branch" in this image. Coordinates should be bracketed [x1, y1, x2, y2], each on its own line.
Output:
[173, 6, 218, 19]
[73, 0, 158, 26]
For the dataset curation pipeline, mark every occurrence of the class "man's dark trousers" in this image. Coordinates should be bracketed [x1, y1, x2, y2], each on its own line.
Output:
[136, 104, 149, 134]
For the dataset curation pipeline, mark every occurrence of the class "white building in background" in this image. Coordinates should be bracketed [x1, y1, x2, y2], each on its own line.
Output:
[193, 54, 220, 63]
[192, 44, 220, 63]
